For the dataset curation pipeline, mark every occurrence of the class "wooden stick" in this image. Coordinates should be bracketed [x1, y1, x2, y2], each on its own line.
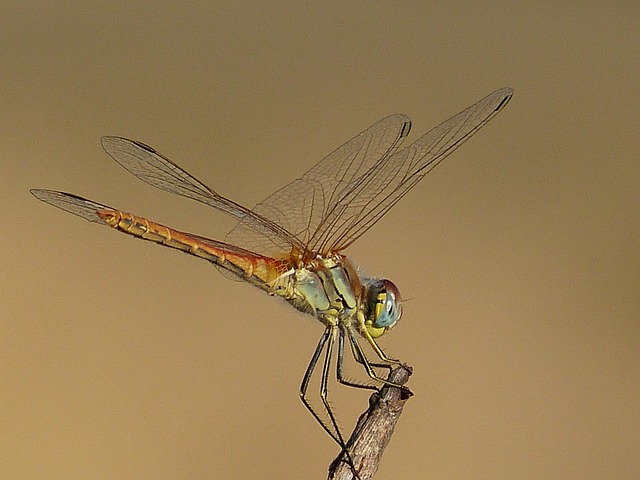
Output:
[328, 365, 413, 480]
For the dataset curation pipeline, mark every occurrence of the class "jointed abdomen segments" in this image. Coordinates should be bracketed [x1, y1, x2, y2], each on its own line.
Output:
[97, 210, 285, 286]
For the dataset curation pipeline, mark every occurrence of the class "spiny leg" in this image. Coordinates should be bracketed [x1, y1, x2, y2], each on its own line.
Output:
[362, 327, 402, 367]
[346, 324, 406, 390]
[319, 327, 363, 479]
[299, 326, 361, 479]
[336, 327, 380, 391]
[319, 326, 345, 443]
[300, 327, 341, 445]
[345, 324, 395, 371]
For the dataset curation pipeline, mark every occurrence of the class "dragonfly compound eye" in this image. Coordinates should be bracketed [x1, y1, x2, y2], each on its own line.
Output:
[365, 279, 402, 338]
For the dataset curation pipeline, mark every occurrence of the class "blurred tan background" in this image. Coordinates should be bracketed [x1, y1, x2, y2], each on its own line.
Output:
[1, 2, 638, 479]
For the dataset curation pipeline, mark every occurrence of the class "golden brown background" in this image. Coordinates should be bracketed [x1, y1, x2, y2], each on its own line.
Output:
[2, 3, 638, 479]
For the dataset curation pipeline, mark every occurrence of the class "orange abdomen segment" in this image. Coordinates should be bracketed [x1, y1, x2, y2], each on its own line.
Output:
[97, 210, 287, 286]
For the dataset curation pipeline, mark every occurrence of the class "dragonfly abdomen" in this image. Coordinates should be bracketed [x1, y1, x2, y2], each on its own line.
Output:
[99, 210, 197, 250]
[97, 210, 285, 286]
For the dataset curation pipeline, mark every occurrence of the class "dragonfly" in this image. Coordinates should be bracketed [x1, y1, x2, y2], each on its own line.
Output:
[31, 87, 512, 475]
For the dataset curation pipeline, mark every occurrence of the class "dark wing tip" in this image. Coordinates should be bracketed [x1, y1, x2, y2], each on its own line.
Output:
[493, 87, 514, 111]
[30, 189, 113, 225]
[400, 119, 412, 138]
[101, 135, 157, 155]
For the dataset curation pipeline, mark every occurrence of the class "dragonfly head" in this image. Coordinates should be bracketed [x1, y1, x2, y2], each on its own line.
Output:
[363, 279, 402, 339]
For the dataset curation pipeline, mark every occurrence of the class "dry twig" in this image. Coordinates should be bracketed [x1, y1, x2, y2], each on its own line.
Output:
[328, 365, 413, 479]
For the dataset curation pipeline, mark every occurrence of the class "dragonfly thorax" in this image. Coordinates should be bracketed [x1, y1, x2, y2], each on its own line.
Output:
[288, 255, 358, 321]
[277, 254, 401, 340]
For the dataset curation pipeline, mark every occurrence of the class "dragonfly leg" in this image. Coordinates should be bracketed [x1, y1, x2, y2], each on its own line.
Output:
[345, 322, 406, 390]
[356, 310, 402, 365]
[319, 327, 345, 442]
[320, 326, 363, 479]
[346, 328, 395, 371]
[300, 327, 342, 445]
[335, 328, 380, 391]
[300, 326, 361, 479]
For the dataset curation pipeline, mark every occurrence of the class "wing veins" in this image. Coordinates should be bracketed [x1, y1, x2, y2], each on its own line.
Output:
[225, 114, 412, 257]
[314, 87, 513, 252]
[100, 136, 305, 252]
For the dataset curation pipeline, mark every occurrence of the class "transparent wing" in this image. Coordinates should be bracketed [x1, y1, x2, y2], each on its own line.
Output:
[226, 113, 412, 258]
[100, 136, 306, 254]
[31, 189, 116, 225]
[88, 88, 510, 261]
[29, 189, 284, 279]
[313, 87, 513, 252]
[229, 87, 512, 256]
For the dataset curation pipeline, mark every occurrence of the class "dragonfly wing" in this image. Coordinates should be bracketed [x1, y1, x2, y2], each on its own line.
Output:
[30, 189, 288, 286]
[100, 136, 304, 253]
[31, 189, 116, 224]
[225, 113, 412, 258]
[308, 87, 513, 253]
